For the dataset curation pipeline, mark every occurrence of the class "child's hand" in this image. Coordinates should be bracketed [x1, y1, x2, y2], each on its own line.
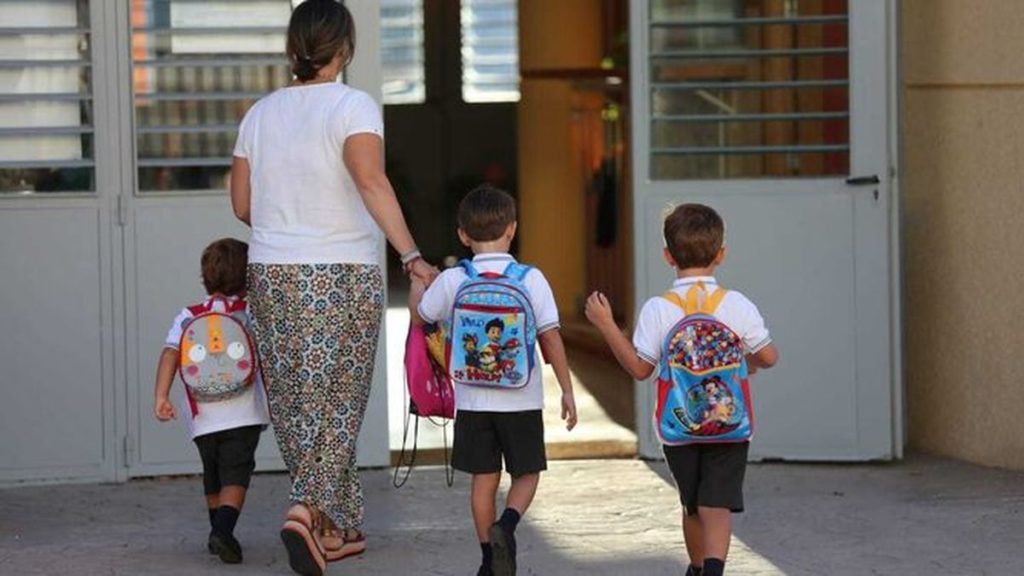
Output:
[408, 258, 440, 287]
[154, 396, 176, 421]
[561, 391, 578, 431]
[585, 291, 615, 328]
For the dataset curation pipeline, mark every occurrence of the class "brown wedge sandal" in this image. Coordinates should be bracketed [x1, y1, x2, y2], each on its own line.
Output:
[280, 504, 327, 576]
[321, 525, 367, 563]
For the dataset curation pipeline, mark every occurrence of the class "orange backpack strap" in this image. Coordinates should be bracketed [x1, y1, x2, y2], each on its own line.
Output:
[663, 282, 727, 315]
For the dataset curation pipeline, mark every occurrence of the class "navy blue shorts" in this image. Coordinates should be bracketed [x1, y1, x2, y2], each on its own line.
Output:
[452, 410, 547, 477]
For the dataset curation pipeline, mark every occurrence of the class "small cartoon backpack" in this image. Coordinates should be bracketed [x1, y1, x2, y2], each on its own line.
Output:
[178, 296, 257, 415]
[655, 282, 753, 445]
[447, 260, 536, 389]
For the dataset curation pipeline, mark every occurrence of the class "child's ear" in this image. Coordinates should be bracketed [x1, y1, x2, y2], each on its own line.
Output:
[457, 228, 472, 247]
[662, 247, 678, 269]
[505, 222, 518, 241]
[713, 246, 727, 266]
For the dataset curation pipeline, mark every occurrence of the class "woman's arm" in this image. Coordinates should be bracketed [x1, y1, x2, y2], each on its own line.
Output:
[343, 133, 436, 284]
[229, 157, 251, 226]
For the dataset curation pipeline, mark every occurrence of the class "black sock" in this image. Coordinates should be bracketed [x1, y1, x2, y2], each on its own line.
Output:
[702, 558, 725, 576]
[481, 542, 493, 565]
[212, 505, 240, 535]
[208, 508, 217, 528]
[497, 508, 521, 532]
[685, 565, 703, 576]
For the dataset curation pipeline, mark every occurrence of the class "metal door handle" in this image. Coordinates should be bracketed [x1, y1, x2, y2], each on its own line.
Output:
[845, 175, 880, 186]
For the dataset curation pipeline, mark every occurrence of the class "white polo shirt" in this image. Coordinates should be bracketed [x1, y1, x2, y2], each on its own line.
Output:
[417, 253, 560, 412]
[164, 296, 271, 439]
[233, 82, 385, 265]
[633, 276, 772, 368]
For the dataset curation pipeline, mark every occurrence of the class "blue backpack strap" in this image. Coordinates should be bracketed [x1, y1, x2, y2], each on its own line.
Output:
[459, 259, 479, 278]
[503, 262, 532, 282]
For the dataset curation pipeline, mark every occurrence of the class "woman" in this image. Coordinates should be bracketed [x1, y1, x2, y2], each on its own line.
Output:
[229, 2, 436, 574]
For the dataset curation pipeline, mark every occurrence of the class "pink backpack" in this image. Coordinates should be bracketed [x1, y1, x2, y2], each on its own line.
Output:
[404, 323, 454, 418]
[393, 322, 455, 488]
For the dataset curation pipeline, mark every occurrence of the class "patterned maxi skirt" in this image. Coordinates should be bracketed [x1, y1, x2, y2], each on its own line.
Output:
[247, 263, 383, 529]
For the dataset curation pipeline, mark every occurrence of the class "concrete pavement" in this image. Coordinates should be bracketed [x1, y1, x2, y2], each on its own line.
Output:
[2, 454, 1023, 575]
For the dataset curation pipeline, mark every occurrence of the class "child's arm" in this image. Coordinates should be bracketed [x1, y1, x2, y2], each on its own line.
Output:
[585, 292, 656, 381]
[408, 277, 427, 326]
[154, 348, 179, 421]
[746, 343, 779, 375]
[538, 329, 578, 431]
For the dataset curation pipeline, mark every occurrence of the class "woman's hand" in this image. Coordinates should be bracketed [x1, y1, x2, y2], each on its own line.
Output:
[407, 258, 439, 287]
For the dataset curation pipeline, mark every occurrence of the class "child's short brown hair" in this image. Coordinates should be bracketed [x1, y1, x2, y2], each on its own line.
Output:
[457, 184, 517, 242]
[201, 238, 248, 296]
[663, 203, 725, 269]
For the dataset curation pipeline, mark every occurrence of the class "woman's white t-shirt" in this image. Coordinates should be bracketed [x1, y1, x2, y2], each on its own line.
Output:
[233, 83, 384, 265]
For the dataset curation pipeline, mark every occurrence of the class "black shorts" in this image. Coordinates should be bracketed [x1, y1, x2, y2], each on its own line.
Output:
[194, 425, 263, 495]
[663, 442, 749, 516]
[452, 410, 547, 477]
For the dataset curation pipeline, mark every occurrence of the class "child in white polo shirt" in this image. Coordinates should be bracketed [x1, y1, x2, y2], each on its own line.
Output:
[586, 203, 778, 576]
[153, 238, 270, 565]
[411, 184, 578, 576]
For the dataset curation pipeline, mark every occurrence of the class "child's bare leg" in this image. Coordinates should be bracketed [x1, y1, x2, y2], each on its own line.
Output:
[697, 506, 732, 576]
[218, 485, 246, 510]
[682, 511, 705, 567]
[472, 472, 501, 541]
[504, 472, 539, 514]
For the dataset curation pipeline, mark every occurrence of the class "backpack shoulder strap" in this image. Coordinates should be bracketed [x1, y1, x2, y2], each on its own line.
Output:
[186, 303, 208, 316]
[503, 262, 532, 282]
[458, 259, 479, 279]
[663, 282, 728, 315]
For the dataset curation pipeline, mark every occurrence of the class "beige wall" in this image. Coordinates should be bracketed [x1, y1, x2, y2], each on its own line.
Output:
[903, 1, 1024, 469]
[517, 0, 603, 315]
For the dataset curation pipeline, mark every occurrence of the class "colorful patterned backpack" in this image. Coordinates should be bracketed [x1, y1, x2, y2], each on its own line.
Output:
[447, 260, 536, 389]
[178, 297, 257, 415]
[655, 282, 753, 445]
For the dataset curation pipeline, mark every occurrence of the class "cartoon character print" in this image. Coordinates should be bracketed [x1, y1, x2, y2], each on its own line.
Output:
[675, 375, 740, 436]
[462, 333, 481, 368]
[179, 311, 254, 401]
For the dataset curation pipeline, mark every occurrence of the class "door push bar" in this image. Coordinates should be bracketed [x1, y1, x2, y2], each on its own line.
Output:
[845, 174, 880, 186]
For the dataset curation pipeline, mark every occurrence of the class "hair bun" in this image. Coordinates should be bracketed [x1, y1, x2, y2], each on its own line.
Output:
[293, 57, 317, 82]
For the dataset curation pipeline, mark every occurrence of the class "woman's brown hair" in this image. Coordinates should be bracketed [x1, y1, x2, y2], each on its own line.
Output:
[286, 0, 356, 82]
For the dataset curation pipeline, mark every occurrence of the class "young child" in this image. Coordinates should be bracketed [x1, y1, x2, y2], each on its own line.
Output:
[410, 184, 578, 576]
[153, 238, 270, 565]
[585, 204, 778, 576]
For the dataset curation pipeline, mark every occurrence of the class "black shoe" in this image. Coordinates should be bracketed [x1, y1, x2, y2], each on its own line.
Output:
[488, 523, 516, 576]
[476, 564, 494, 576]
[209, 530, 243, 564]
[207, 532, 217, 555]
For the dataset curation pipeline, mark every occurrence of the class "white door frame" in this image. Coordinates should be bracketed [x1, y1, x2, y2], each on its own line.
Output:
[629, 0, 903, 460]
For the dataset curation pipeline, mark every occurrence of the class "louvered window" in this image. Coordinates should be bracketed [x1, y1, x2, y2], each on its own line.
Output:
[0, 0, 94, 194]
[130, 0, 293, 192]
[381, 0, 425, 104]
[649, 0, 849, 179]
[461, 0, 519, 103]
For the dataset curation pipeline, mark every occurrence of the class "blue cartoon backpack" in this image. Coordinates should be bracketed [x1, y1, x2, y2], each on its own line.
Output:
[655, 282, 753, 445]
[447, 260, 536, 389]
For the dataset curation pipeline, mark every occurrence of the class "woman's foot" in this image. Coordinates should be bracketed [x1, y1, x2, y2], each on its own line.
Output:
[320, 520, 367, 562]
[280, 504, 326, 576]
